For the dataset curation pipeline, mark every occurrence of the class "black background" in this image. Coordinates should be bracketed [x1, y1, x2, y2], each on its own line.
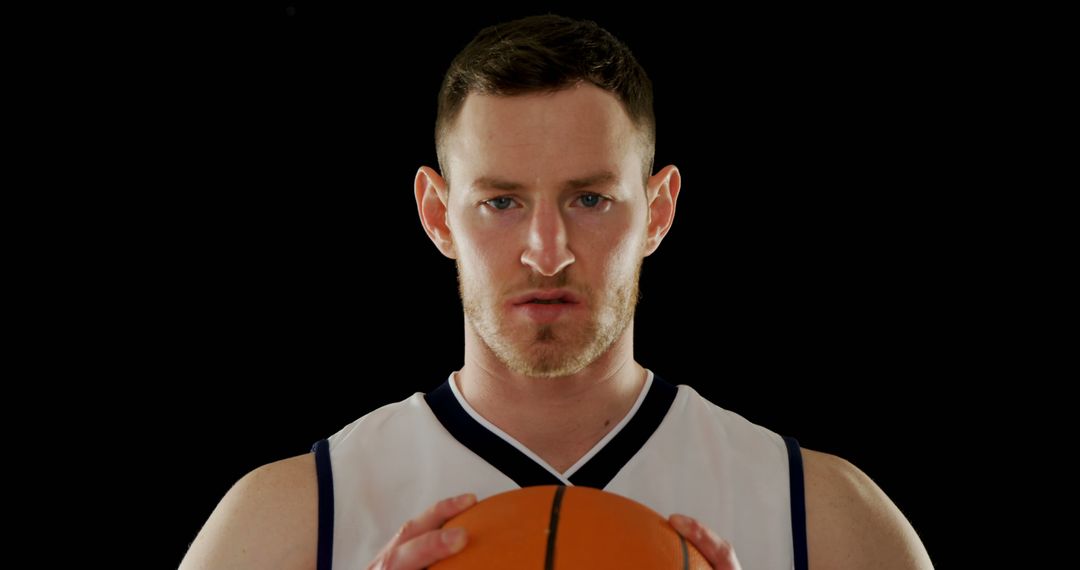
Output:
[141, 4, 988, 567]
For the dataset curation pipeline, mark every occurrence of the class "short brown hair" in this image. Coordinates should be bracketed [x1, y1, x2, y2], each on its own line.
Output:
[435, 14, 656, 185]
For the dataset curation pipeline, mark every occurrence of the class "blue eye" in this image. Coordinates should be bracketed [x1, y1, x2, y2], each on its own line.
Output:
[579, 194, 603, 208]
[485, 197, 516, 210]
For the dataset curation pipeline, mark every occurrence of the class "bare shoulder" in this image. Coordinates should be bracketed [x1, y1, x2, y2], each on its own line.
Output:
[801, 447, 934, 570]
[179, 453, 318, 570]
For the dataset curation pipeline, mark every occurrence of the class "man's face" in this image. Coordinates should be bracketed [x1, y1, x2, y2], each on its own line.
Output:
[442, 83, 651, 378]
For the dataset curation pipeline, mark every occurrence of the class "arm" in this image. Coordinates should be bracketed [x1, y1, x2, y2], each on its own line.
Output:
[803, 448, 934, 570]
[179, 453, 317, 570]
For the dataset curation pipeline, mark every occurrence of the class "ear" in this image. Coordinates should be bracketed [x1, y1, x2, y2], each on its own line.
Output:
[643, 164, 682, 257]
[414, 166, 457, 259]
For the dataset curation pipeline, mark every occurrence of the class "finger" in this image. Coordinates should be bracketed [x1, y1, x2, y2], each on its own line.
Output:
[393, 493, 477, 544]
[386, 526, 468, 570]
[669, 514, 742, 570]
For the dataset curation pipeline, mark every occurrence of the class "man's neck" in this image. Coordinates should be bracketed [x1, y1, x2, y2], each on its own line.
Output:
[456, 325, 647, 472]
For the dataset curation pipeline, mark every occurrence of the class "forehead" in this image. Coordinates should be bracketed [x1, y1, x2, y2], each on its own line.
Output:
[445, 83, 642, 188]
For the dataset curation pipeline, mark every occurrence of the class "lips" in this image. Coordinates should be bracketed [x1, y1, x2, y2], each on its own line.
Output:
[509, 289, 583, 306]
[509, 289, 584, 324]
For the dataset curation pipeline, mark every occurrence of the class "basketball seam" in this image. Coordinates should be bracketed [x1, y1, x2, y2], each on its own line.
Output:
[544, 486, 567, 570]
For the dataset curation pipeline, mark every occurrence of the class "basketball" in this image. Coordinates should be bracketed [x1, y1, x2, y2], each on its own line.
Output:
[431, 485, 710, 569]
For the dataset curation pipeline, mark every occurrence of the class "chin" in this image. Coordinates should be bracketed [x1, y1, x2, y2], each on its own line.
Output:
[504, 336, 595, 378]
[509, 357, 587, 379]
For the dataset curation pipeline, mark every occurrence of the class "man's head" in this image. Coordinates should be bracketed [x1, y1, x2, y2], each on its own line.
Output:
[416, 15, 681, 379]
[435, 15, 655, 187]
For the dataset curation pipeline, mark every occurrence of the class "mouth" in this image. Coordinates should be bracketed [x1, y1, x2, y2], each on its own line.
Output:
[509, 289, 583, 306]
[509, 290, 584, 323]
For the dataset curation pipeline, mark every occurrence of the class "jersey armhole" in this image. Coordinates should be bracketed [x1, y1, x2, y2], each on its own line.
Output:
[783, 436, 808, 570]
[312, 439, 335, 570]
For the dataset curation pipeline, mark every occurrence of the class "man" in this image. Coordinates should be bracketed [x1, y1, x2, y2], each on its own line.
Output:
[181, 14, 933, 570]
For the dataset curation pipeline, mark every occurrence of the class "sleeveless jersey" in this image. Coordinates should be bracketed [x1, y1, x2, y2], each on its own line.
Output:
[312, 370, 807, 569]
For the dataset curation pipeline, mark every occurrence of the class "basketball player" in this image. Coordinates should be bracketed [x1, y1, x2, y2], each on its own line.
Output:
[180, 15, 933, 570]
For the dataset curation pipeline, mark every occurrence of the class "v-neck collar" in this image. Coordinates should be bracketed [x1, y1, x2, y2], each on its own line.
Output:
[423, 370, 678, 489]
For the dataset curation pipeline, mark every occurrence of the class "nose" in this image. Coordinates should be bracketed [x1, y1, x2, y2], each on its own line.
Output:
[520, 199, 575, 276]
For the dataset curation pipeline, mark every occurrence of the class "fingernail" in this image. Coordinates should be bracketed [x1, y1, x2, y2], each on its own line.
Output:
[456, 493, 476, 507]
[442, 527, 466, 551]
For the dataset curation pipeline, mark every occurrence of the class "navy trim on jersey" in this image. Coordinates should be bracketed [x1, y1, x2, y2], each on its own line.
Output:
[783, 436, 808, 570]
[313, 439, 334, 570]
[424, 374, 679, 489]
[567, 376, 677, 488]
[425, 381, 565, 487]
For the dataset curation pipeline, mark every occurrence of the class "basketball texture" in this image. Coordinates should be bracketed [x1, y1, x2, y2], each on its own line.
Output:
[431, 485, 709, 569]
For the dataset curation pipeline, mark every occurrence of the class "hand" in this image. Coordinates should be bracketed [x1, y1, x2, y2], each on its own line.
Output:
[368, 493, 477, 570]
[668, 514, 743, 570]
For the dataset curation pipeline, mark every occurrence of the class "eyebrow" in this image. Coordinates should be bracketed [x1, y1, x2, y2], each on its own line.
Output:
[471, 171, 618, 192]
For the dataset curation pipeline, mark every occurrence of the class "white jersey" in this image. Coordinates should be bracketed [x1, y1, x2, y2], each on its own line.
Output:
[313, 370, 807, 570]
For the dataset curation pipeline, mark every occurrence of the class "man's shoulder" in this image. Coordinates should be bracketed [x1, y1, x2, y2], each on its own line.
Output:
[231, 453, 318, 509]
[327, 390, 433, 448]
[180, 453, 317, 570]
[801, 448, 933, 570]
[673, 383, 788, 443]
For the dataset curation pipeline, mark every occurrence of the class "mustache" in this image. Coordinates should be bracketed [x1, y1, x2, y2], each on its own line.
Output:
[524, 272, 569, 289]
[505, 272, 577, 300]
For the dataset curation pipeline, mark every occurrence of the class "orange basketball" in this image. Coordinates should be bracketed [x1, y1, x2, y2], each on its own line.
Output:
[431, 485, 709, 569]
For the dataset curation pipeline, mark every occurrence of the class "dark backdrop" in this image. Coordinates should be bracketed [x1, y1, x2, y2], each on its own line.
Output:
[148, 4, 975, 567]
